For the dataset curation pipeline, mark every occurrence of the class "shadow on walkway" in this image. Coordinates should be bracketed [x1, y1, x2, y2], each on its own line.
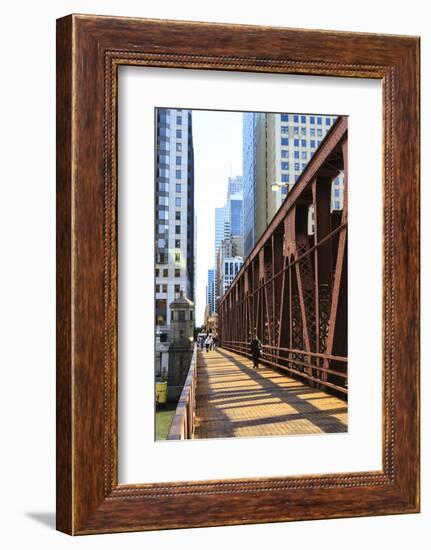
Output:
[195, 348, 347, 439]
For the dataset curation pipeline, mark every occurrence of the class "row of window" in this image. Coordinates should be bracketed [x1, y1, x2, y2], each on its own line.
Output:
[280, 114, 334, 125]
[155, 279, 183, 294]
[281, 138, 321, 149]
[156, 252, 182, 264]
[224, 262, 242, 276]
[157, 237, 182, 248]
[281, 126, 324, 137]
[158, 155, 184, 166]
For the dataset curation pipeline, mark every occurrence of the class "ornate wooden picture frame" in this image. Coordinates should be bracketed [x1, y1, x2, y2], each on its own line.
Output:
[56, 14, 420, 534]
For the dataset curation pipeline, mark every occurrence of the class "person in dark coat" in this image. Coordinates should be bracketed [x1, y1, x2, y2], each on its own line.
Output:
[250, 332, 262, 369]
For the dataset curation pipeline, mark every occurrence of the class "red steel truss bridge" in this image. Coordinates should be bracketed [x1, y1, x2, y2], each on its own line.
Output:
[219, 115, 348, 399]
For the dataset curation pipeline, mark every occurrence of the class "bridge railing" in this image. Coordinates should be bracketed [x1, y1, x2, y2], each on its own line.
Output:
[167, 344, 198, 440]
[222, 340, 347, 396]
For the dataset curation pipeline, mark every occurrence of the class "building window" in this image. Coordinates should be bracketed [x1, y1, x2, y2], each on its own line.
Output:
[175, 268, 181, 277]
[301, 139, 306, 147]
[163, 268, 168, 277]
[310, 140, 315, 148]
[176, 142, 182, 152]
[281, 174, 289, 182]
[281, 126, 288, 134]
[281, 162, 289, 170]
[176, 116, 182, 125]
[156, 314, 166, 326]
[175, 253, 180, 263]
[281, 114, 289, 121]
[326, 117, 331, 125]
[158, 168, 169, 178]
[176, 184, 181, 193]
[176, 156, 181, 165]
[175, 225, 181, 234]
[335, 201, 340, 209]
[174, 284, 181, 293]
[310, 116, 315, 124]
[293, 126, 299, 134]
[301, 151, 307, 159]
[317, 117, 322, 125]
[158, 182, 168, 192]
[225, 263, 228, 275]
[335, 189, 340, 197]
[294, 163, 300, 171]
[281, 150, 288, 158]
[158, 210, 168, 220]
[158, 196, 168, 206]
[175, 211, 181, 220]
[175, 239, 181, 248]
[156, 252, 168, 264]
[294, 151, 299, 159]
[162, 284, 167, 293]
[310, 128, 315, 136]
[155, 268, 159, 277]
[301, 115, 306, 123]
[155, 284, 160, 293]
[176, 129, 182, 138]
[175, 197, 181, 206]
[302, 163, 306, 169]
[295, 175, 300, 182]
[293, 115, 299, 123]
[281, 138, 289, 146]
[175, 170, 182, 179]
[301, 127, 306, 135]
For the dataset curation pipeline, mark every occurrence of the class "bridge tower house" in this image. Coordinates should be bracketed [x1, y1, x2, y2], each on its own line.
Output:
[167, 291, 195, 401]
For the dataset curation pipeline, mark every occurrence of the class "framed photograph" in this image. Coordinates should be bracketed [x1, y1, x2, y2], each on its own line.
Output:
[56, 14, 420, 534]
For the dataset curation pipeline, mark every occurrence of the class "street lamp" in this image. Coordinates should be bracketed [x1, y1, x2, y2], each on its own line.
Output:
[271, 182, 289, 192]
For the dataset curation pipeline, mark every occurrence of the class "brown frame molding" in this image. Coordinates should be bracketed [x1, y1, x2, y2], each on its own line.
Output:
[56, 14, 420, 535]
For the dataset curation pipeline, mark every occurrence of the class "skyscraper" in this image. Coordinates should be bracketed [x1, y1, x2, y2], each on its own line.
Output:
[155, 108, 195, 344]
[242, 111, 342, 257]
[227, 175, 243, 197]
[206, 268, 215, 315]
[214, 204, 230, 263]
[213, 175, 244, 311]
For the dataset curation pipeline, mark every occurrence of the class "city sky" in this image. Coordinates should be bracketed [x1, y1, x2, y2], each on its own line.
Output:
[192, 110, 243, 325]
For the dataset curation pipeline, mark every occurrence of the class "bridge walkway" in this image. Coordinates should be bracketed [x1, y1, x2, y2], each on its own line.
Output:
[194, 348, 347, 439]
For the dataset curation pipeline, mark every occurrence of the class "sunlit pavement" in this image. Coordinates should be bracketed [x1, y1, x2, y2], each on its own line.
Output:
[194, 348, 347, 439]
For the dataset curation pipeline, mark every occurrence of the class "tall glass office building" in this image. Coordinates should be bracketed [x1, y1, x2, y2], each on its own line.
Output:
[243, 113, 258, 259]
[206, 268, 215, 315]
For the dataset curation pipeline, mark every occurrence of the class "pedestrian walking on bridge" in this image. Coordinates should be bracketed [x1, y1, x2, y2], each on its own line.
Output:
[250, 333, 262, 369]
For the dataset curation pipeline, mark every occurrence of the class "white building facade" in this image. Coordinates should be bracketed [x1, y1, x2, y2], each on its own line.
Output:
[155, 108, 195, 350]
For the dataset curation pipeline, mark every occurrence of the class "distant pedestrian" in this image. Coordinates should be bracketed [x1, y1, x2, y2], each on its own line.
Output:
[204, 336, 211, 353]
[213, 335, 218, 350]
[250, 333, 262, 369]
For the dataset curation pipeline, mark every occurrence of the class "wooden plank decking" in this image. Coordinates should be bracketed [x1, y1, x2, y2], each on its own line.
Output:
[194, 348, 347, 439]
